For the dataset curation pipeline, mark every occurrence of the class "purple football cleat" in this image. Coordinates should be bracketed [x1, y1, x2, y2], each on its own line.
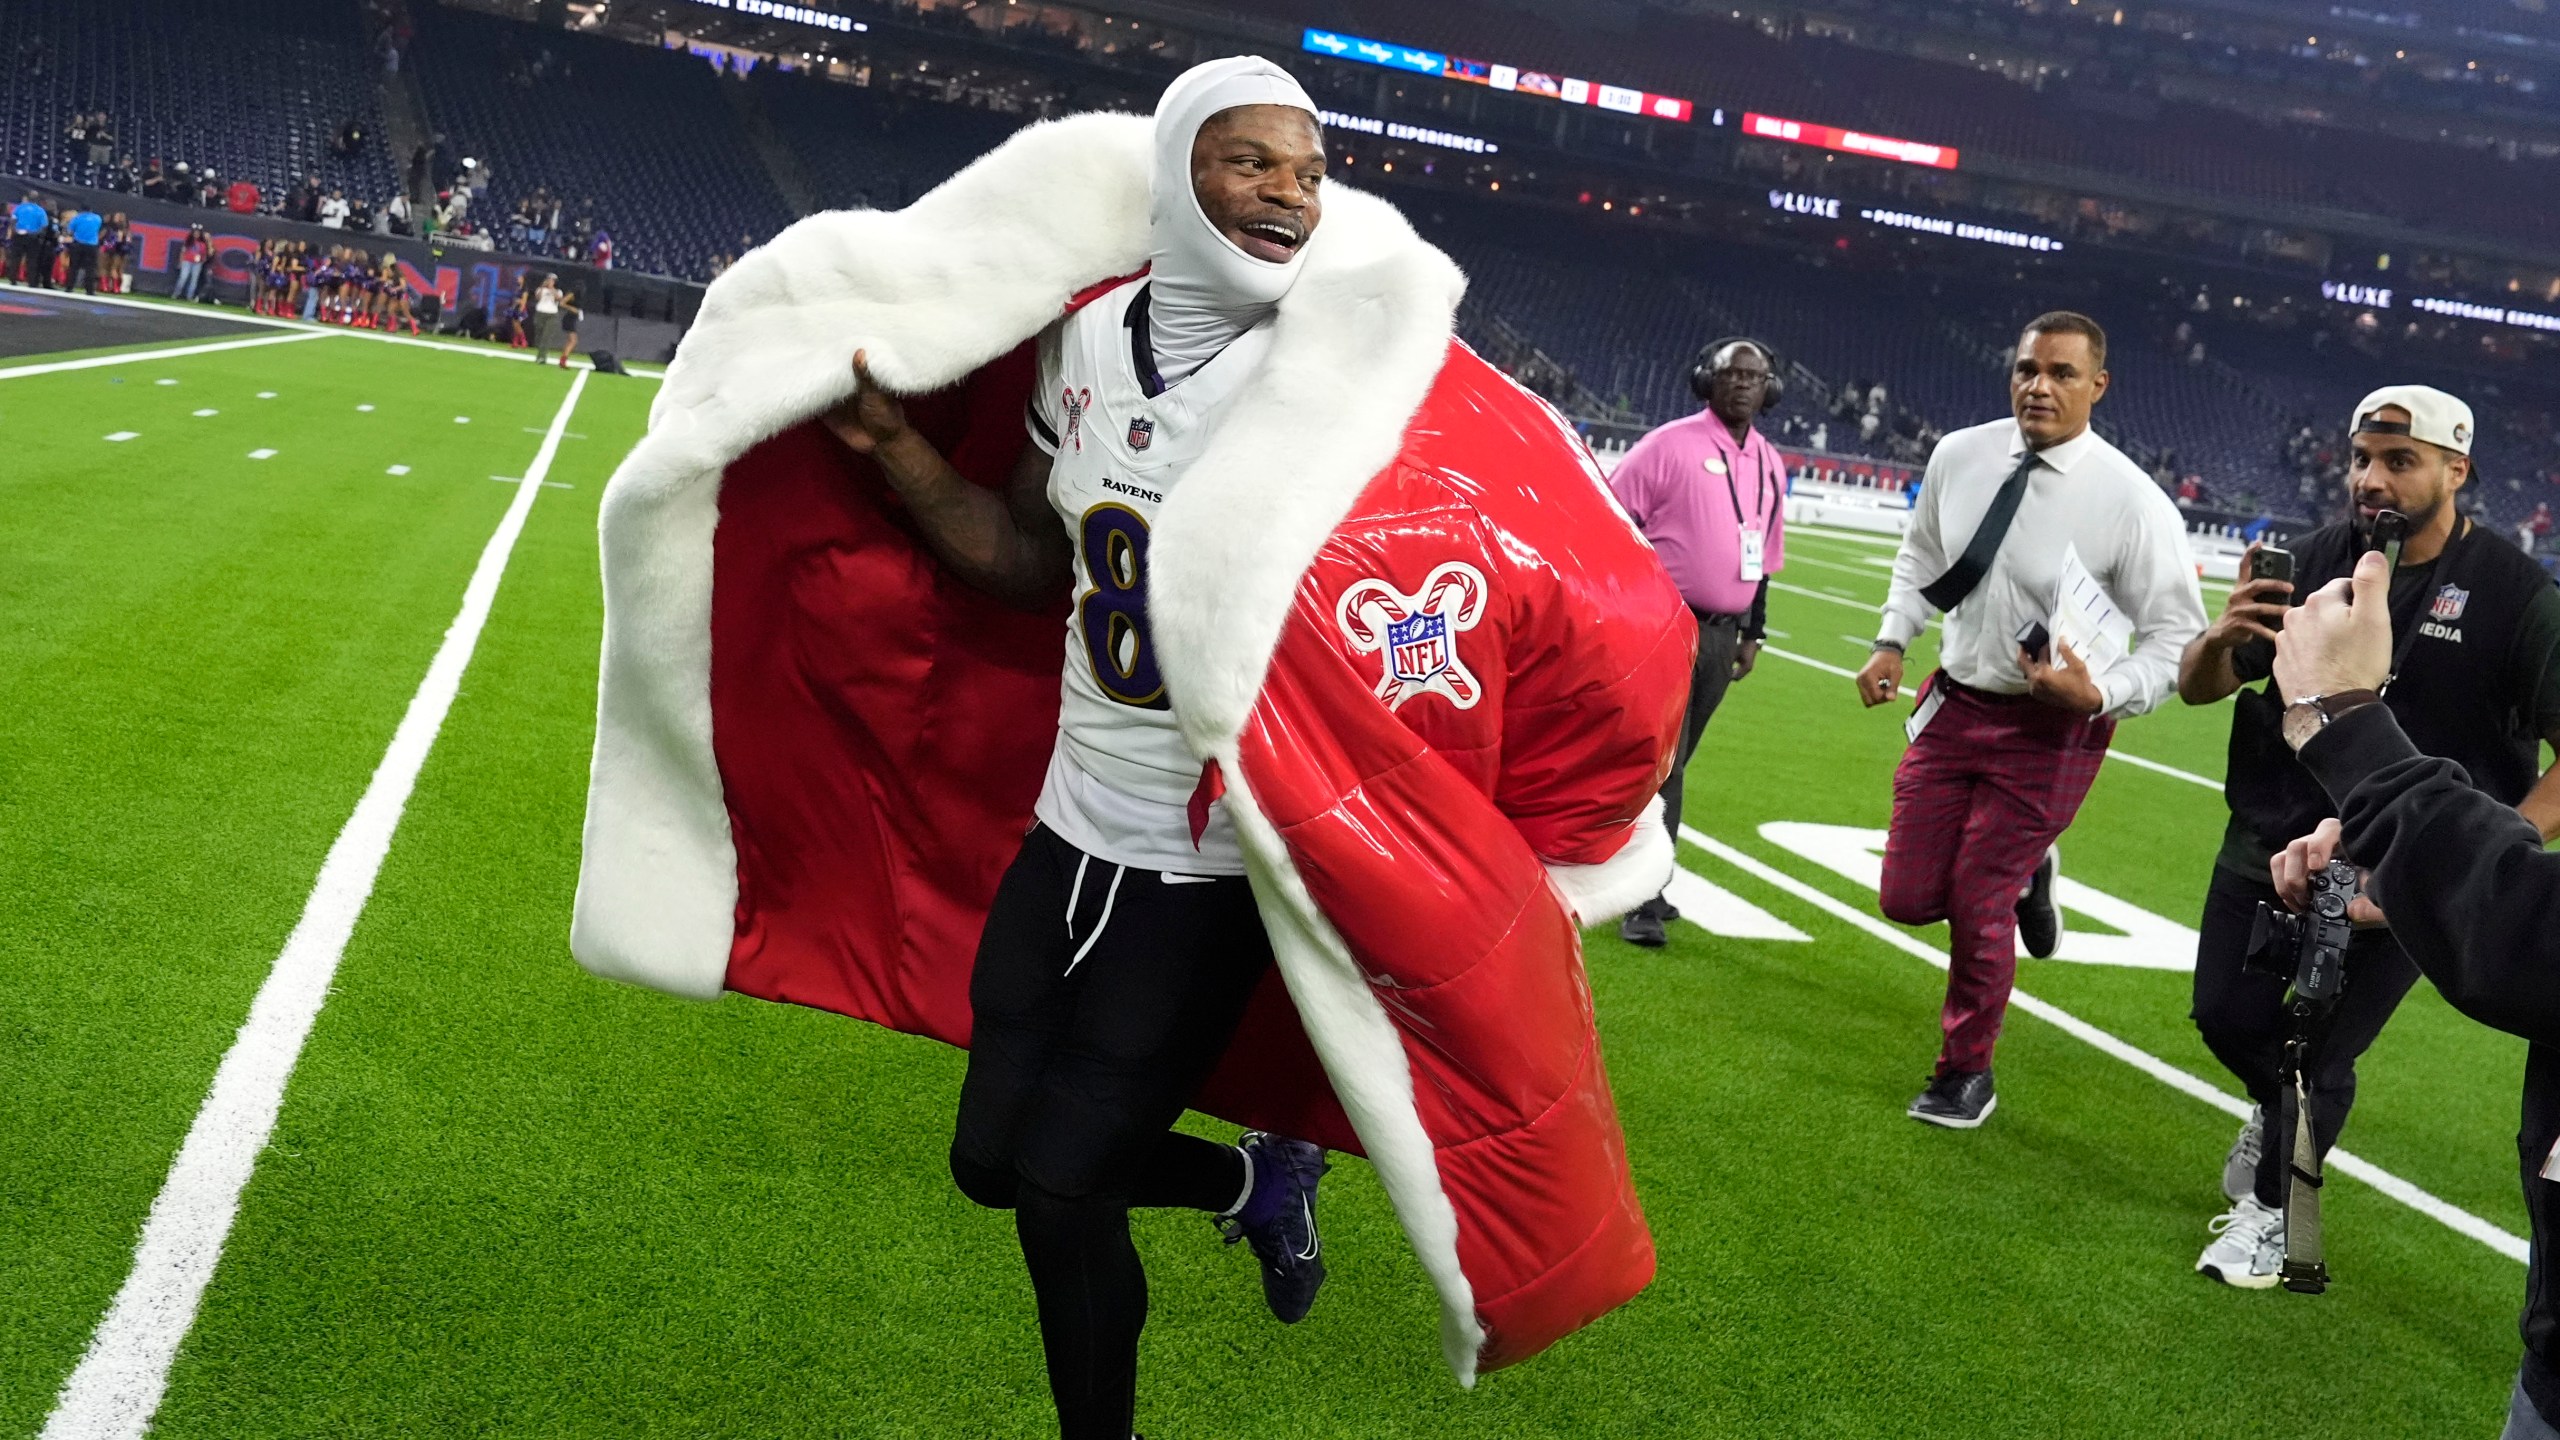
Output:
[1221, 1131, 1330, 1323]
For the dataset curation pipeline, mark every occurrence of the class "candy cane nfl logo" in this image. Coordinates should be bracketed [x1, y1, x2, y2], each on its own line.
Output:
[1334, 561, 1489, 709]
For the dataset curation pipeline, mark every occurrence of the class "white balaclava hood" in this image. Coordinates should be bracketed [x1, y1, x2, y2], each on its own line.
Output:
[1145, 56, 1320, 386]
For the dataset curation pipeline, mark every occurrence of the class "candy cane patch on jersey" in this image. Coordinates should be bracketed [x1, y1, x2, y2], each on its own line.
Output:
[1061, 386, 1092, 452]
[1335, 561, 1489, 710]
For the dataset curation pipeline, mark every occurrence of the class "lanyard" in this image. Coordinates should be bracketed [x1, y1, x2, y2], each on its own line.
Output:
[1718, 439, 1780, 540]
[2381, 518, 2466, 692]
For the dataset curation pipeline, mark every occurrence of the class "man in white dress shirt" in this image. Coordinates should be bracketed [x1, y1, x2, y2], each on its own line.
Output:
[1853, 311, 2207, 1128]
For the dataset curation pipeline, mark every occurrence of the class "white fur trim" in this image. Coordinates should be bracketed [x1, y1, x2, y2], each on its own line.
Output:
[1221, 764, 1486, 1386]
[1544, 797, 1674, 926]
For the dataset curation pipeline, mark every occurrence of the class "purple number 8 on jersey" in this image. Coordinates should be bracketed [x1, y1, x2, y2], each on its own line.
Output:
[1078, 503, 1169, 710]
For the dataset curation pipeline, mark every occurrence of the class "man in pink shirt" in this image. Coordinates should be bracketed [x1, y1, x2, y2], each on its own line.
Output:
[1606, 337, 1789, 946]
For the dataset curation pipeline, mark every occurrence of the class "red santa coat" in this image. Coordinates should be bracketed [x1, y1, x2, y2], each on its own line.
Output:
[570, 112, 1695, 1382]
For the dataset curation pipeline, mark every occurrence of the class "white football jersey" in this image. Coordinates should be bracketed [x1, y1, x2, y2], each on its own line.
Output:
[1025, 279, 1273, 875]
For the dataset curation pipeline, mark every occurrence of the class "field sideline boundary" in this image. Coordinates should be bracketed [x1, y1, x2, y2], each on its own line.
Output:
[1679, 825, 2530, 1264]
[37, 371, 594, 1440]
[0, 329, 330, 380]
[0, 280, 666, 377]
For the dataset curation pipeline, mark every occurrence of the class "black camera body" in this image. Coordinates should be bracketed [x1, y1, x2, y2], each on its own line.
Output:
[2245, 859, 2359, 1004]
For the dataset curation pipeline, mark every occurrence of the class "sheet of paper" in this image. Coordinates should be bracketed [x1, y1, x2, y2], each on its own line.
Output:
[2050, 543, 2134, 678]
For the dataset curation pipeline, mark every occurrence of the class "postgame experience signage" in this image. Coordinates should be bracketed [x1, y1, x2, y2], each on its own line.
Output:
[1766, 190, 2063, 253]
[678, 0, 866, 31]
[1743, 112, 1959, 170]
[1317, 110, 1500, 155]
[2316, 281, 2560, 334]
[1300, 27, 1695, 123]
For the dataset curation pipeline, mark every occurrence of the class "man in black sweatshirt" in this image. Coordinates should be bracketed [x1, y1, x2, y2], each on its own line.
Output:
[2274, 546, 2560, 1439]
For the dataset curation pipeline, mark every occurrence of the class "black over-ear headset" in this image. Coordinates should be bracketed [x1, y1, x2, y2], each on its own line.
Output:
[1688, 336, 1785, 411]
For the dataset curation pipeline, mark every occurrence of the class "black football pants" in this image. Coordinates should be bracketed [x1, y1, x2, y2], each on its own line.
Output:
[2190, 865, 2419, 1207]
[950, 823, 1272, 1440]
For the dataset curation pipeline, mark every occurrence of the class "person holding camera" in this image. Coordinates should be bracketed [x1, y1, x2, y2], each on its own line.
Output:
[1854, 312, 2206, 1128]
[2175, 385, 2560, 1289]
[2267, 547, 2560, 1438]
[1605, 336, 1788, 948]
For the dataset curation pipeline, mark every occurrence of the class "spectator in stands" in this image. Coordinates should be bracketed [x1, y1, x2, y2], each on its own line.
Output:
[62, 205, 102, 296]
[319, 188, 351, 229]
[2525, 502, 2554, 555]
[166, 162, 194, 206]
[1855, 312, 2208, 1130]
[171, 224, 211, 302]
[140, 160, 168, 202]
[589, 229, 614, 270]
[226, 175, 260, 215]
[285, 173, 321, 224]
[1607, 337, 1788, 948]
[6, 193, 52, 287]
[196, 169, 225, 211]
[384, 192, 412, 236]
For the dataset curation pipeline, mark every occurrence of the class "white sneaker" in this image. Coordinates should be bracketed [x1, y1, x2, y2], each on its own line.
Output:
[2196, 1195, 2285, 1289]
[2222, 1106, 2264, 1205]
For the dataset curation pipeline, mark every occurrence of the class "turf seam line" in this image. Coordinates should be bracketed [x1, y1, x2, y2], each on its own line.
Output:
[0, 280, 665, 377]
[1679, 825, 2531, 1266]
[1759, 643, 2224, 790]
[38, 369, 595, 1440]
[0, 330, 330, 381]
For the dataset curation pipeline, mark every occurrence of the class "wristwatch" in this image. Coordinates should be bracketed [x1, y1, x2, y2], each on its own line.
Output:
[2280, 690, 2381, 751]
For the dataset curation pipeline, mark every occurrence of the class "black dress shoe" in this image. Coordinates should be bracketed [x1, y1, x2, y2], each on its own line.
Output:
[1908, 1069, 1996, 1128]
[2016, 845, 2061, 959]
[1618, 901, 1668, 948]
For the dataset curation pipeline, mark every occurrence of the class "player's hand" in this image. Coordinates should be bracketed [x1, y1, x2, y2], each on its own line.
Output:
[2271, 817, 2388, 926]
[825, 348, 909, 456]
[1732, 637, 1761, 682]
[2205, 543, 2294, 651]
[2022, 637, 2105, 714]
[2274, 550, 2393, 703]
[1855, 648, 1904, 708]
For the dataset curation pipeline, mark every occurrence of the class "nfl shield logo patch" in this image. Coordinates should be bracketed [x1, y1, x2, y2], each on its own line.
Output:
[1127, 416, 1155, 452]
[1388, 611, 1449, 685]
[2433, 584, 2469, 621]
[1334, 561, 1490, 711]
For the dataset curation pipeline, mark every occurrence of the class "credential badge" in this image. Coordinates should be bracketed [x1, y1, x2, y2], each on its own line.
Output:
[1335, 561, 1489, 710]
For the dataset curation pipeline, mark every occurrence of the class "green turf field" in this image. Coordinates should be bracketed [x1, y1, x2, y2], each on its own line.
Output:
[0, 313, 2534, 1438]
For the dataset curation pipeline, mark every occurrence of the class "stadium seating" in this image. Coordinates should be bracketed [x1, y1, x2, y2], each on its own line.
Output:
[0, 0, 395, 205]
[407, 4, 797, 281]
[1429, 201, 2560, 529]
[749, 66, 1025, 213]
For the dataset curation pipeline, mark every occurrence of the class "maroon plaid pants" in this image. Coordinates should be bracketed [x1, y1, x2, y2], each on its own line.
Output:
[1880, 676, 2112, 1076]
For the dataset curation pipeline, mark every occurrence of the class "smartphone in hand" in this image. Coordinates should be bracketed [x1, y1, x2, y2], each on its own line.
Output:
[2015, 619, 2051, 664]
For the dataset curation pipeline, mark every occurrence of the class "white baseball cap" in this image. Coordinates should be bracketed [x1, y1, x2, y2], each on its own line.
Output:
[2352, 384, 2474, 456]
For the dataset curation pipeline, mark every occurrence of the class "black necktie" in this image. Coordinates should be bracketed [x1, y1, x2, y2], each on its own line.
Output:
[1921, 448, 2040, 613]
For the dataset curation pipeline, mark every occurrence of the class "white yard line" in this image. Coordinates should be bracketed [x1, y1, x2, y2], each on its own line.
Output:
[39, 370, 591, 1440]
[1680, 825, 2529, 1264]
[0, 281, 664, 377]
[0, 330, 330, 381]
[1759, 643, 2225, 790]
